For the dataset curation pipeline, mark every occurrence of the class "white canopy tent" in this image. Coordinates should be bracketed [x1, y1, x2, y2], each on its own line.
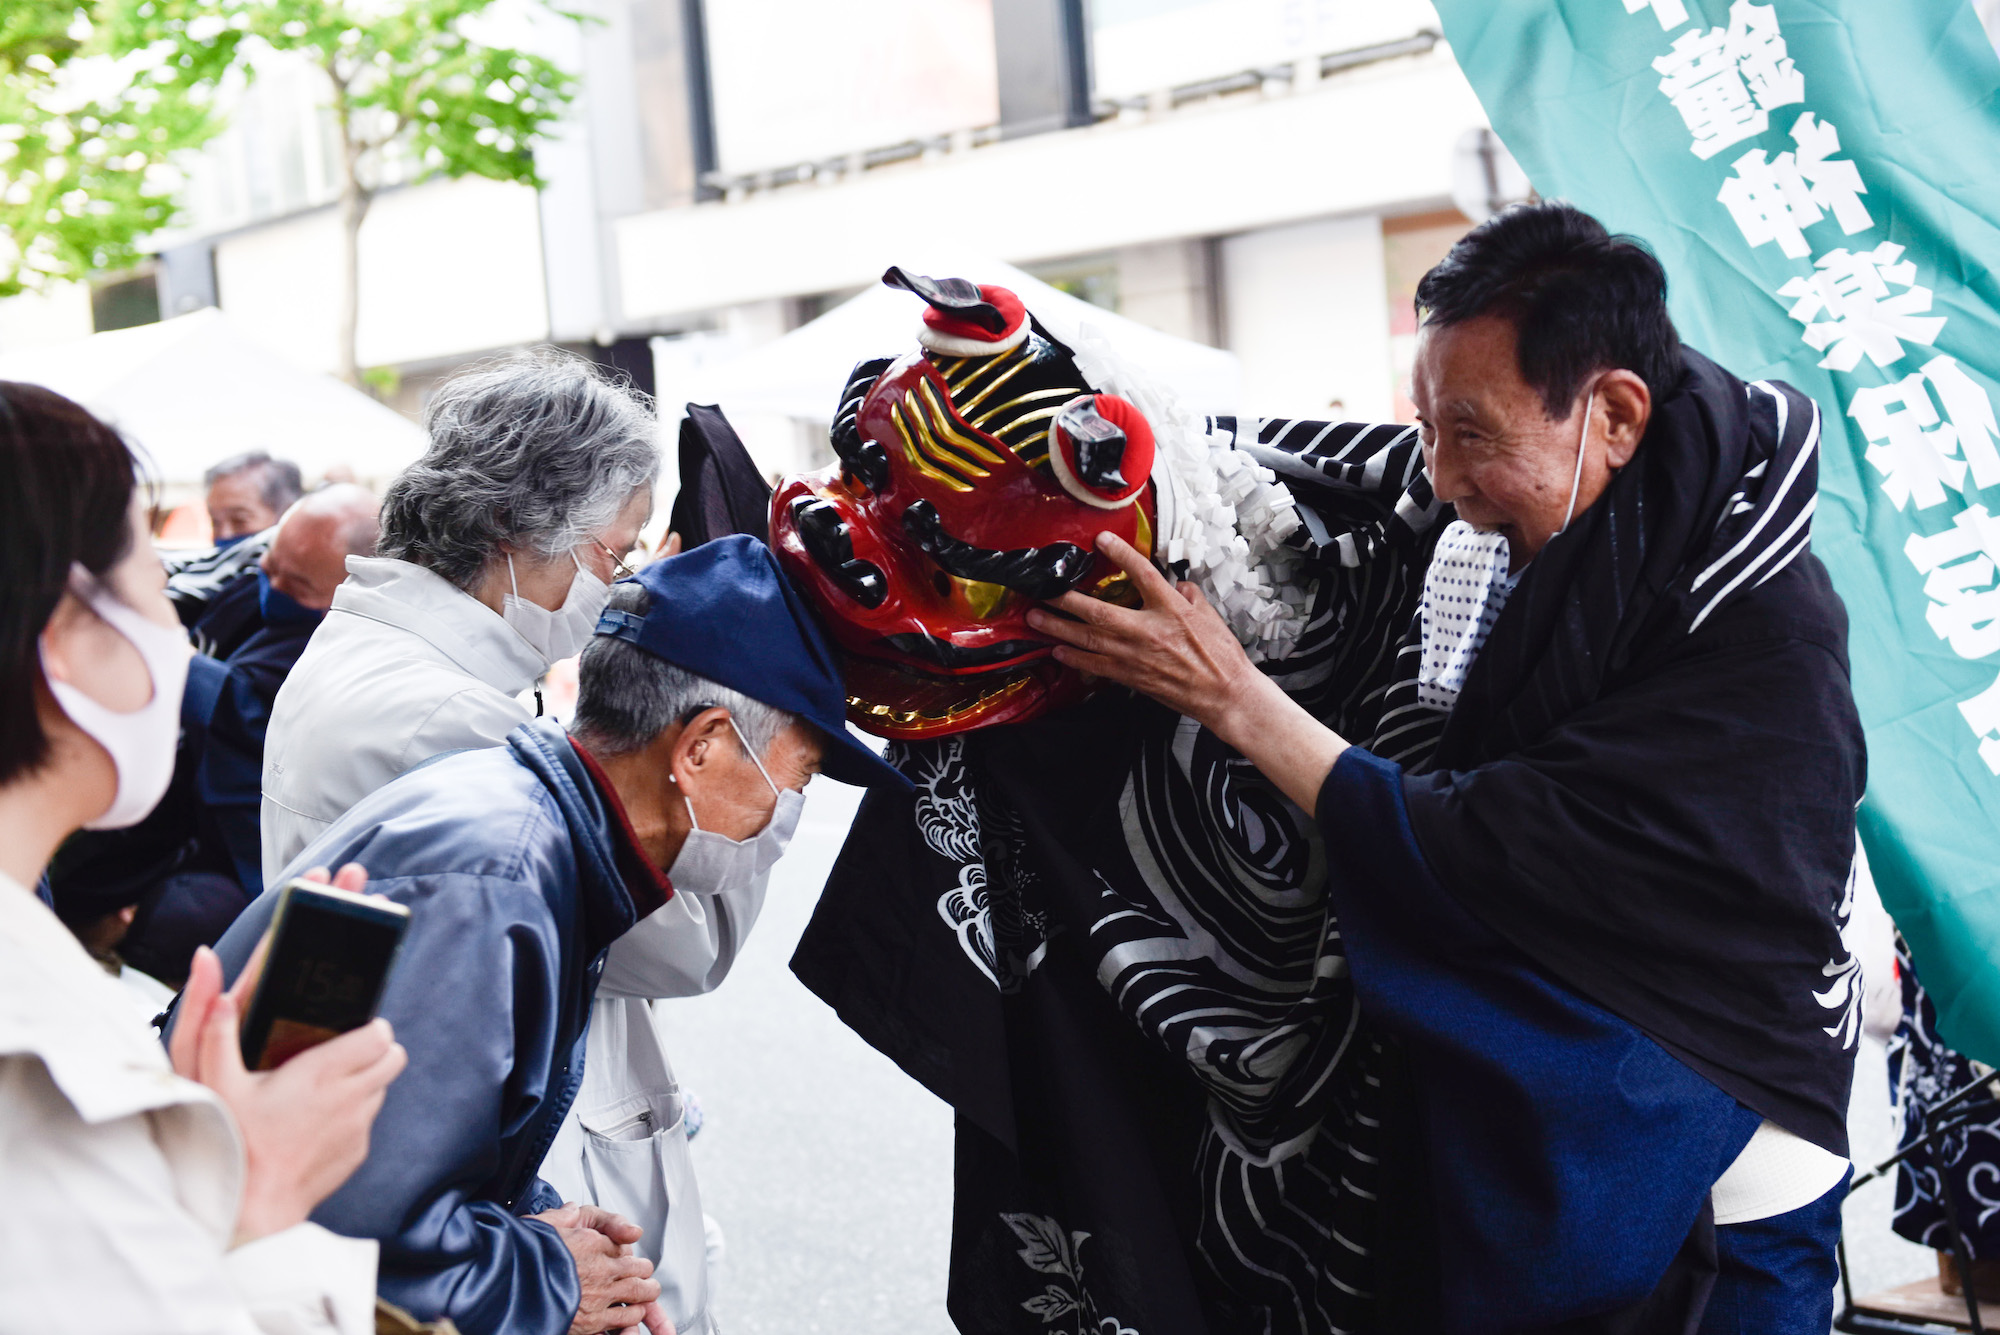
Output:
[666, 257, 1242, 430]
[0, 307, 429, 491]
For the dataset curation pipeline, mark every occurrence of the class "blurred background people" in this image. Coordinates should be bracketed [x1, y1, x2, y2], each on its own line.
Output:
[48, 483, 381, 988]
[180, 482, 379, 663]
[0, 379, 404, 1332]
[205, 449, 304, 545]
[160, 449, 311, 641]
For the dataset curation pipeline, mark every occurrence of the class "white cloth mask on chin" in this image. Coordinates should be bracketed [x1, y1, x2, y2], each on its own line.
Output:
[42, 569, 193, 830]
[668, 717, 805, 897]
[1416, 521, 1519, 714]
[503, 550, 610, 666]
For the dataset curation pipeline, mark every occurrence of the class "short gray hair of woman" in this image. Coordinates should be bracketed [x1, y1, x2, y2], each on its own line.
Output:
[378, 348, 660, 591]
[571, 582, 797, 760]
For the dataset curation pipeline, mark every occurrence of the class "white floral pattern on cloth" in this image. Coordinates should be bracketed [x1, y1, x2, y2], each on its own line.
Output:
[1416, 520, 1520, 712]
[1000, 1213, 1140, 1335]
[901, 737, 1054, 994]
[1889, 932, 2000, 1257]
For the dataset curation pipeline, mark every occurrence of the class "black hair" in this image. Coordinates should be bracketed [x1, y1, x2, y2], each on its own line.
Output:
[0, 382, 139, 786]
[1414, 201, 1683, 418]
[203, 449, 303, 514]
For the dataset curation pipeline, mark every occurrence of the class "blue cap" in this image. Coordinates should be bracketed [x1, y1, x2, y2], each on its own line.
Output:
[594, 534, 909, 791]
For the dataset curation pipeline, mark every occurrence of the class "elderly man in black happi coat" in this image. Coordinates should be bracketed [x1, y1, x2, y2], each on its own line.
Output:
[1026, 202, 1864, 1333]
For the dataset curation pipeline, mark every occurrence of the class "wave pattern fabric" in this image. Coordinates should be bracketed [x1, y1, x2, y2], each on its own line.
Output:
[796, 418, 1442, 1335]
[794, 353, 1855, 1332]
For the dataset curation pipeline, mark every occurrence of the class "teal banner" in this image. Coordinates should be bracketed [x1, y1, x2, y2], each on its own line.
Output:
[1428, 1, 2000, 1059]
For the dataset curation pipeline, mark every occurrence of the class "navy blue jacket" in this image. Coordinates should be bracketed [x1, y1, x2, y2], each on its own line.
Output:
[208, 720, 650, 1335]
[1319, 746, 1761, 1330]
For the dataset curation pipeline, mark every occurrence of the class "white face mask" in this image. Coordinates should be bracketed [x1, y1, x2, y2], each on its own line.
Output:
[1556, 389, 1596, 536]
[42, 570, 193, 830]
[503, 549, 610, 666]
[667, 717, 805, 897]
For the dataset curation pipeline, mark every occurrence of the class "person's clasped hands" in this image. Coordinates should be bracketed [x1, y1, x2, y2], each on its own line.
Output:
[529, 1202, 674, 1335]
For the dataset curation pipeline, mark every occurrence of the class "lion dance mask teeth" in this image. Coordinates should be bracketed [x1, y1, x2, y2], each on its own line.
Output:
[771, 267, 1160, 739]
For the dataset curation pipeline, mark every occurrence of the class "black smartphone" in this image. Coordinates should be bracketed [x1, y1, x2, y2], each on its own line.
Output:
[238, 879, 411, 1071]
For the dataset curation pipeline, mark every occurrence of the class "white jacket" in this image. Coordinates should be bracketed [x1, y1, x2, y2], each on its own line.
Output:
[261, 555, 545, 874]
[260, 555, 760, 1334]
[0, 875, 377, 1335]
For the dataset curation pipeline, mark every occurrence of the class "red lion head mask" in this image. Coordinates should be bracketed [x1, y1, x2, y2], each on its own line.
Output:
[771, 268, 1160, 739]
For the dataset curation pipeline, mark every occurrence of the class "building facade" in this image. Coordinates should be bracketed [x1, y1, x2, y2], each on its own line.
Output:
[8, 0, 1511, 477]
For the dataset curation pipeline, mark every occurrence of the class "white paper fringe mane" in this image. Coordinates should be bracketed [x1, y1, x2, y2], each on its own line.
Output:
[1061, 322, 1311, 664]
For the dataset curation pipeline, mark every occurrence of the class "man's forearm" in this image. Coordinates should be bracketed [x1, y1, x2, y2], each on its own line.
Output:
[1208, 670, 1350, 815]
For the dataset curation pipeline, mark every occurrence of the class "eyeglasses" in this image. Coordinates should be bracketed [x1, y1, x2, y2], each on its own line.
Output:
[593, 539, 639, 580]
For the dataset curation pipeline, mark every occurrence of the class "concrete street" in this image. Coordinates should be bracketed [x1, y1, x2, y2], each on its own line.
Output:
[662, 775, 956, 1335]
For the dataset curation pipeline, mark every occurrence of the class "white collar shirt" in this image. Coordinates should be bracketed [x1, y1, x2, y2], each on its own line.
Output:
[0, 874, 377, 1334]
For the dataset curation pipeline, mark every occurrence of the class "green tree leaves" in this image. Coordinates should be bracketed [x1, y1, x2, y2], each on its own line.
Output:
[0, 0, 217, 296]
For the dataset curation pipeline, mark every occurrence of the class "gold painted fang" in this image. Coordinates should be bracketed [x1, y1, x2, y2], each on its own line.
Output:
[891, 401, 974, 492]
[967, 386, 1075, 431]
[942, 343, 1024, 400]
[992, 406, 1063, 440]
[915, 380, 1007, 465]
[900, 389, 990, 481]
[846, 673, 1030, 726]
[951, 354, 1036, 417]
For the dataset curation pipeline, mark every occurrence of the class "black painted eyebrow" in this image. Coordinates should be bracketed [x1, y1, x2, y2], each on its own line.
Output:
[901, 501, 1092, 601]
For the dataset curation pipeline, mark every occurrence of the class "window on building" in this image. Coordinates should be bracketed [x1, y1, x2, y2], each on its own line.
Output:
[1089, 0, 1442, 102]
[90, 271, 162, 333]
[1024, 255, 1120, 312]
[704, 0, 1000, 175]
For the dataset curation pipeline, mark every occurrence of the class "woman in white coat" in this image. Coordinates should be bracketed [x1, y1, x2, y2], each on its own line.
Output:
[0, 382, 406, 1333]
[260, 351, 750, 1334]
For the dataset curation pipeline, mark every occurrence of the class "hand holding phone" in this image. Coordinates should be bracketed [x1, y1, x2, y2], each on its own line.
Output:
[235, 876, 410, 1070]
[170, 862, 410, 1243]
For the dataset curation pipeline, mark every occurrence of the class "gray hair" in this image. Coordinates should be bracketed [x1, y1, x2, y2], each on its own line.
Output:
[571, 582, 796, 759]
[205, 450, 303, 513]
[378, 349, 660, 591]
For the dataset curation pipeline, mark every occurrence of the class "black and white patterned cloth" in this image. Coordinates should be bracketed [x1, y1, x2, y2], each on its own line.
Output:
[1890, 934, 2000, 1256]
[798, 417, 1440, 1334]
[792, 348, 1857, 1334]
[1413, 521, 1517, 712]
[162, 532, 271, 641]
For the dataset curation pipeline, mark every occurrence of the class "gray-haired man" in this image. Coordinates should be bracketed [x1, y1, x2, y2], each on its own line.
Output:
[211, 535, 905, 1335]
[204, 449, 304, 543]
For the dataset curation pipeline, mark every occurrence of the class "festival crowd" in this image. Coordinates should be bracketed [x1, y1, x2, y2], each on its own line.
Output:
[0, 203, 1980, 1335]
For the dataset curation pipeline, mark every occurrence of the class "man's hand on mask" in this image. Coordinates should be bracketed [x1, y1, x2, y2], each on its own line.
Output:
[1027, 531, 1258, 729]
[533, 1202, 673, 1335]
[1027, 531, 1349, 816]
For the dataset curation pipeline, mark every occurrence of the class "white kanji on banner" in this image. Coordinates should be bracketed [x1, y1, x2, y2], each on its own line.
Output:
[1905, 504, 2000, 661]
[1960, 672, 2000, 775]
[1653, 1, 1806, 159]
[1622, 0, 1690, 30]
[1724, 0, 1807, 108]
[1780, 242, 1947, 372]
[1906, 504, 2000, 576]
[1923, 356, 2000, 490]
[1851, 372, 1966, 510]
[1718, 148, 1821, 257]
[1788, 113, 1873, 234]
